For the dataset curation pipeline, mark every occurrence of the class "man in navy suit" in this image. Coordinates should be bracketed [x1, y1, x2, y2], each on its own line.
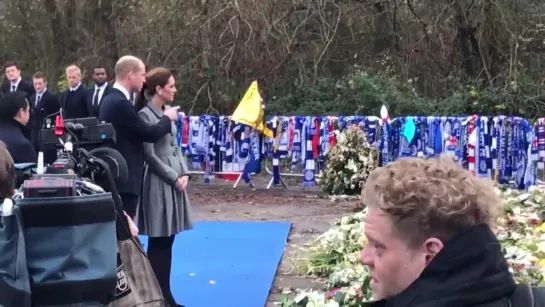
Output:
[29, 72, 60, 163]
[99, 55, 179, 219]
[60, 65, 88, 119]
[1, 61, 35, 99]
[86, 66, 112, 117]
[1, 61, 35, 140]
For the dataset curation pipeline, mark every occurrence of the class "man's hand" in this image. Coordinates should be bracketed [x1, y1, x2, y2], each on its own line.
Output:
[164, 106, 180, 121]
[175, 176, 189, 191]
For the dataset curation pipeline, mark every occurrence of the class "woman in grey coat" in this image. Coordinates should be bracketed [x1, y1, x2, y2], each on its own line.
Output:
[135, 67, 193, 307]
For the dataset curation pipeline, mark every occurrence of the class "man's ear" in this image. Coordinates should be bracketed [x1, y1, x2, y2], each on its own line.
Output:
[423, 238, 444, 264]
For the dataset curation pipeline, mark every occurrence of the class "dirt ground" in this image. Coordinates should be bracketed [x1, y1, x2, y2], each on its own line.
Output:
[188, 174, 359, 306]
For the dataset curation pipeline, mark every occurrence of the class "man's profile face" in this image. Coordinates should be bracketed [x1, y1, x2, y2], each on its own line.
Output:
[5, 65, 20, 82]
[360, 207, 434, 300]
[33, 78, 46, 94]
[66, 70, 81, 88]
[93, 68, 107, 86]
[129, 63, 146, 93]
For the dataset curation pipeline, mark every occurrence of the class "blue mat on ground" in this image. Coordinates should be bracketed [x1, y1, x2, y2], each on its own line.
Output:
[139, 221, 292, 307]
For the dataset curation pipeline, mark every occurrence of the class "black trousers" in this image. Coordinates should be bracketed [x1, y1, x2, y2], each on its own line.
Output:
[148, 236, 178, 306]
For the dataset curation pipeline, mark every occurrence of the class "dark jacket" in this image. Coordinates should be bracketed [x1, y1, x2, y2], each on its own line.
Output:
[29, 90, 61, 164]
[60, 85, 88, 119]
[0, 119, 37, 164]
[1, 78, 35, 99]
[86, 84, 113, 117]
[364, 224, 535, 307]
[98, 87, 171, 195]
[1, 79, 35, 140]
[29, 90, 60, 149]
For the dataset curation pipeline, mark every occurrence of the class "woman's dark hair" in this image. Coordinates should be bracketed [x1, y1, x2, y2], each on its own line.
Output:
[0, 92, 29, 121]
[135, 67, 172, 111]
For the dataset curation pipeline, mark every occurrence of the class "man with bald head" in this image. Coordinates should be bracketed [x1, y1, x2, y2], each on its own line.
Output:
[61, 65, 89, 118]
[99, 55, 179, 221]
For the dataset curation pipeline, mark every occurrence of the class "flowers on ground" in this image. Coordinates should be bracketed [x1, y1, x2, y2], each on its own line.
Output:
[284, 186, 545, 306]
[319, 125, 379, 196]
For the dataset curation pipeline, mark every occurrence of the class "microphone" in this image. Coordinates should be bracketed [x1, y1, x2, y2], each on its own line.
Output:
[65, 122, 75, 130]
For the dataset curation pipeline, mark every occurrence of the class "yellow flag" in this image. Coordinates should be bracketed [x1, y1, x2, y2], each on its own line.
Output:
[231, 81, 273, 137]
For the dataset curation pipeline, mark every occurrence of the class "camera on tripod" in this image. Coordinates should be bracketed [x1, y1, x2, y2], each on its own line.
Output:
[9, 114, 131, 306]
[15, 114, 122, 191]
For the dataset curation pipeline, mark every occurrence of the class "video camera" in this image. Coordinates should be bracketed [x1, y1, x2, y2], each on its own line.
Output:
[40, 116, 116, 149]
[9, 114, 136, 306]
[15, 113, 123, 188]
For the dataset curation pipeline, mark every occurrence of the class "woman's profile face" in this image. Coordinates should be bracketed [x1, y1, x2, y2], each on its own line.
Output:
[158, 76, 177, 103]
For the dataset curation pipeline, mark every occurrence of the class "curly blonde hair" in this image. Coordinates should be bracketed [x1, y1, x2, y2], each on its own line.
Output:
[361, 156, 501, 247]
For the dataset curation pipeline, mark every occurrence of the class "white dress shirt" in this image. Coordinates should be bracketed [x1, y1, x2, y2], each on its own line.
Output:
[92, 83, 108, 106]
[10, 77, 21, 92]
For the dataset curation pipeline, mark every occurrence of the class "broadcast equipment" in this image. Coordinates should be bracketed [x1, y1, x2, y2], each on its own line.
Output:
[40, 116, 116, 149]
[12, 146, 131, 306]
[10, 111, 134, 306]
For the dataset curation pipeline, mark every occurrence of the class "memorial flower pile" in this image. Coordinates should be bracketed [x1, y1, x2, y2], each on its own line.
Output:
[283, 186, 545, 307]
[319, 125, 379, 196]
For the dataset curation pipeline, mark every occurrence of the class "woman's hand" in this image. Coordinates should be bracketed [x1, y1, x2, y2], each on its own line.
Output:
[175, 176, 189, 191]
[124, 211, 139, 236]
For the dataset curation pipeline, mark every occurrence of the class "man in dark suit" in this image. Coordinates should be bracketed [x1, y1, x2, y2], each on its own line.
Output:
[1, 61, 35, 99]
[0, 92, 37, 163]
[60, 65, 88, 119]
[99, 55, 179, 220]
[86, 66, 112, 117]
[30, 72, 60, 163]
[1, 61, 35, 140]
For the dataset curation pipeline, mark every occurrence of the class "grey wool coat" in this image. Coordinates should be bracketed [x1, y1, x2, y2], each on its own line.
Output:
[136, 102, 193, 237]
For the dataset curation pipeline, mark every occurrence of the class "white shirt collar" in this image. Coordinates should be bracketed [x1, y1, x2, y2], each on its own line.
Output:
[10, 77, 21, 87]
[95, 83, 107, 90]
[37, 89, 46, 96]
[113, 83, 131, 101]
[70, 83, 81, 91]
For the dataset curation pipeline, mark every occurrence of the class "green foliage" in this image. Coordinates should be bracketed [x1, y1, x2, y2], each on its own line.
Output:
[266, 70, 433, 117]
[57, 74, 68, 92]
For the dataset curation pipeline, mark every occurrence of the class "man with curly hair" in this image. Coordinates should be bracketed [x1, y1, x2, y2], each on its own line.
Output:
[361, 156, 544, 306]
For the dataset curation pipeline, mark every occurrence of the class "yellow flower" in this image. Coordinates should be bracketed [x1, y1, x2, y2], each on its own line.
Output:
[538, 259, 545, 269]
[535, 223, 545, 234]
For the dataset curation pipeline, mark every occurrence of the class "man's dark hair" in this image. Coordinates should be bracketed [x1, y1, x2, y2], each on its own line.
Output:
[4, 61, 19, 71]
[33, 71, 47, 81]
[0, 141, 15, 199]
[0, 92, 29, 121]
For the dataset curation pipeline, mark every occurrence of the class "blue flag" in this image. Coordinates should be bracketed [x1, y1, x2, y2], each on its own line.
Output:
[242, 130, 261, 184]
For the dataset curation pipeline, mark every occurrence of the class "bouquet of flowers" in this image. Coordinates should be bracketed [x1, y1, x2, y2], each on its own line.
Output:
[284, 186, 545, 306]
[319, 125, 379, 196]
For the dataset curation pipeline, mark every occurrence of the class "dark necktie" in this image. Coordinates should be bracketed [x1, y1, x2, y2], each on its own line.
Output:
[93, 88, 100, 108]
[130, 93, 135, 105]
[36, 94, 41, 107]
[11, 84, 15, 92]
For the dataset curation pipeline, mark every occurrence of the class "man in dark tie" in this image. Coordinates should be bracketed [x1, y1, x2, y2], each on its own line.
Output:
[29, 72, 60, 163]
[60, 65, 88, 119]
[99, 55, 179, 219]
[1, 61, 34, 99]
[87, 66, 112, 117]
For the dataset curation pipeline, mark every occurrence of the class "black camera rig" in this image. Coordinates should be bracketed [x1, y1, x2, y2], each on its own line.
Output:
[40, 116, 116, 149]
